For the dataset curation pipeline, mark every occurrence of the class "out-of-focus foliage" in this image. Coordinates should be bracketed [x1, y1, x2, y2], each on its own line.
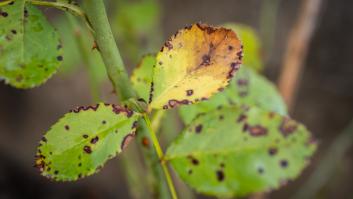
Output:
[53, 16, 106, 83]
[167, 106, 316, 197]
[179, 65, 287, 124]
[223, 23, 263, 72]
[148, 23, 243, 110]
[0, 2, 62, 88]
[35, 103, 140, 181]
[111, 0, 162, 63]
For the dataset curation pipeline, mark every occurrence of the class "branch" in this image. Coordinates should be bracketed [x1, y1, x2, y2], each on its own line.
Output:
[81, 1, 172, 198]
[82, 0, 135, 102]
[277, 0, 323, 111]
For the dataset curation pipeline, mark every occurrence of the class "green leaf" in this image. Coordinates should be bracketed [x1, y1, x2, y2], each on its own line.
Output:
[112, 0, 162, 62]
[149, 23, 243, 110]
[35, 103, 140, 181]
[223, 23, 263, 72]
[131, 54, 155, 102]
[179, 66, 287, 124]
[0, 2, 62, 88]
[166, 106, 316, 197]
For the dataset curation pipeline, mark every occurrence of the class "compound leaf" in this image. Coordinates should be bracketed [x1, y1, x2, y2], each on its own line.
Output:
[131, 54, 155, 101]
[166, 106, 316, 197]
[35, 103, 140, 181]
[149, 23, 243, 110]
[0, 2, 62, 88]
[179, 66, 287, 124]
[223, 23, 263, 72]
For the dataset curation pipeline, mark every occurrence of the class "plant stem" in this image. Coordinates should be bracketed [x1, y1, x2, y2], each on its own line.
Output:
[82, 1, 171, 198]
[277, 0, 323, 111]
[143, 114, 178, 199]
[82, 0, 135, 102]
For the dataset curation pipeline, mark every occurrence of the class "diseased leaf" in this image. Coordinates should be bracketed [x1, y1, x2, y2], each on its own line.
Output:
[179, 66, 287, 124]
[223, 23, 263, 72]
[0, 2, 62, 88]
[149, 23, 243, 110]
[131, 54, 155, 101]
[35, 103, 140, 181]
[166, 106, 316, 197]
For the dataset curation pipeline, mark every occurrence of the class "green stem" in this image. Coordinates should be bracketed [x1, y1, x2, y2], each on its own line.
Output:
[82, 0, 135, 102]
[143, 114, 178, 199]
[82, 1, 172, 198]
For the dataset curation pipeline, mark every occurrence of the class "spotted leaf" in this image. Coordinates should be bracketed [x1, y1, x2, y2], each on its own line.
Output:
[179, 66, 287, 124]
[166, 106, 316, 197]
[0, 2, 62, 88]
[131, 54, 155, 101]
[223, 23, 263, 72]
[148, 23, 243, 110]
[35, 103, 140, 181]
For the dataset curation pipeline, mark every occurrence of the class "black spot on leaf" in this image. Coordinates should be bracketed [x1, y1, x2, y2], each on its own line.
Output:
[56, 55, 63, 61]
[268, 147, 278, 156]
[248, 125, 267, 137]
[280, 160, 288, 168]
[279, 118, 298, 137]
[187, 155, 199, 165]
[216, 170, 225, 181]
[195, 124, 203, 133]
[64, 125, 70, 131]
[90, 136, 99, 144]
[237, 114, 247, 123]
[83, 146, 92, 154]
[186, 89, 194, 96]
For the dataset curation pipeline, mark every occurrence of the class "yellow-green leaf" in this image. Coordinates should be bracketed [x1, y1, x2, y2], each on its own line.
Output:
[131, 54, 155, 101]
[35, 103, 140, 181]
[167, 106, 316, 197]
[148, 23, 243, 110]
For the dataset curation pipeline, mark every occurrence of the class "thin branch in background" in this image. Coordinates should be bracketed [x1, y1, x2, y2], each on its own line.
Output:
[277, 0, 323, 111]
[292, 119, 353, 199]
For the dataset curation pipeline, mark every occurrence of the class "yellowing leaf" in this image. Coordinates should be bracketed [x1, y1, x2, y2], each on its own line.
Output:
[223, 23, 263, 72]
[179, 66, 287, 124]
[149, 23, 243, 110]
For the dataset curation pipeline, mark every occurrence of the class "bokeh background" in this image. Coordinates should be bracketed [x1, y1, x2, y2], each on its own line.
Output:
[0, 0, 352, 198]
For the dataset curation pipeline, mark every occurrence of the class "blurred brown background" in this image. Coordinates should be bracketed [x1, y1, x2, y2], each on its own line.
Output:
[0, 0, 352, 198]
